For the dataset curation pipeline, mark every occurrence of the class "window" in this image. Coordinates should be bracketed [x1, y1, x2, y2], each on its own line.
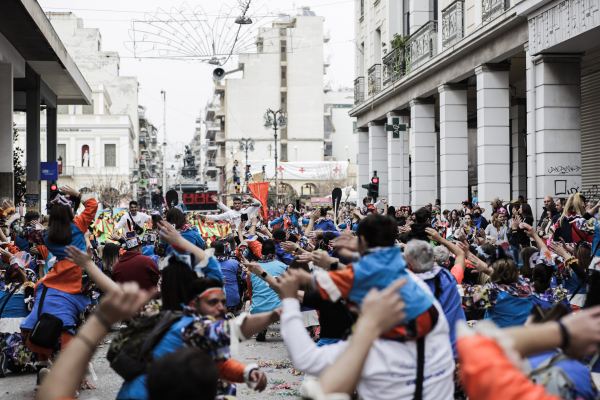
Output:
[280, 40, 287, 61]
[280, 28, 287, 36]
[281, 66, 287, 87]
[403, 0, 410, 36]
[281, 144, 288, 161]
[57, 144, 67, 163]
[353, 121, 357, 132]
[57, 105, 69, 115]
[82, 100, 94, 115]
[324, 142, 333, 157]
[105, 144, 116, 167]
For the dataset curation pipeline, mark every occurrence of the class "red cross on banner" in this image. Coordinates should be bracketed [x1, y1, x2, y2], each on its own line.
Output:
[277, 166, 285, 173]
[333, 166, 341, 173]
[299, 168, 306, 173]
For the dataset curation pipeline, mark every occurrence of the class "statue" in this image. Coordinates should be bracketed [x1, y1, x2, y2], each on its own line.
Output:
[83, 150, 90, 167]
[181, 145, 198, 179]
[183, 146, 195, 168]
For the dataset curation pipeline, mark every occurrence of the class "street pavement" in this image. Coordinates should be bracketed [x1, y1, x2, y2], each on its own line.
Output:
[0, 323, 304, 399]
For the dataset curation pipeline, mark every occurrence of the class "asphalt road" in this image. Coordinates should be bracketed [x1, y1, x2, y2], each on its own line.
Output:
[0, 323, 303, 400]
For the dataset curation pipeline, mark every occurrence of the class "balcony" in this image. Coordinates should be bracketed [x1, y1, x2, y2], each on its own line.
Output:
[324, 55, 331, 67]
[367, 64, 381, 97]
[442, 0, 464, 49]
[323, 84, 332, 93]
[482, 0, 509, 24]
[406, 21, 438, 72]
[215, 131, 225, 142]
[323, 29, 330, 43]
[139, 138, 147, 148]
[354, 77, 364, 105]
[382, 47, 406, 88]
[360, 0, 364, 19]
[216, 156, 226, 166]
[59, 165, 75, 177]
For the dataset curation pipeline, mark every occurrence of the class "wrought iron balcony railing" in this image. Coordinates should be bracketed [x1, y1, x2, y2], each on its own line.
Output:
[382, 47, 406, 87]
[406, 21, 438, 72]
[442, 0, 464, 49]
[482, 0, 509, 24]
[354, 77, 365, 105]
[367, 64, 382, 97]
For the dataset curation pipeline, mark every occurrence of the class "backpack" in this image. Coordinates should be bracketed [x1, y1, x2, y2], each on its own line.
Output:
[106, 311, 183, 381]
[525, 352, 579, 400]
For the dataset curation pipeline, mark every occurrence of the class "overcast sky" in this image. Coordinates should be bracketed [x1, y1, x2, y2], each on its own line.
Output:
[38, 0, 355, 165]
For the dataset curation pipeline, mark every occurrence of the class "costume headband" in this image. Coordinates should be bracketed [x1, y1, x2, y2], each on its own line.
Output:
[51, 194, 72, 206]
[198, 288, 225, 298]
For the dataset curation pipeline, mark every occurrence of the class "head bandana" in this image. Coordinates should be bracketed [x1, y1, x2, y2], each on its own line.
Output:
[197, 288, 225, 299]
[51, 194, 73, 206]
[10, 251, 32, 269]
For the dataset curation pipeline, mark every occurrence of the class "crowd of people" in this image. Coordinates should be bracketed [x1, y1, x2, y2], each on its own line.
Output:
[2, 185, 600, 400]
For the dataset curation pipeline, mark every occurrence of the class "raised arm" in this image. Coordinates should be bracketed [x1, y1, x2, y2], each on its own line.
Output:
[65, 245, 120, 293]
[158, 221, 205, 261]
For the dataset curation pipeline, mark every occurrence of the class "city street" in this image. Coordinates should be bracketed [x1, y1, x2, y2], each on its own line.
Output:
[0, 324, 303, 400]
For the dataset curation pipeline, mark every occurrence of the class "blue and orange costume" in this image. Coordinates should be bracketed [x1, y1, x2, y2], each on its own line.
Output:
[20, 195, 98, 360]
[313, 246, 437, 340]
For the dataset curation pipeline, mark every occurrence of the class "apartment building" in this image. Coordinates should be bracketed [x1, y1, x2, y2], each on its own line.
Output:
[203, 7, 357, 201]
[352, 0, 600, 219]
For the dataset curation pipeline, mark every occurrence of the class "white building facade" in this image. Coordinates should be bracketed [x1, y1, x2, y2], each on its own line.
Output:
[203, 8, 356, 202]
[352, 0, 600, 219]
[15, 13, 138, 201]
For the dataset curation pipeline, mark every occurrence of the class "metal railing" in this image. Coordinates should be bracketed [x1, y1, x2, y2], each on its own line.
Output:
[382, 47, 406, 87]
[406, 21, 438, 72]
[59, 165, 75, 176]
[482, 0, 509, 24]
[215, 131, 225, 141]
[354, 77, 364, 105]
[442, 0, 464, 49]
[367, 64, 381, 97]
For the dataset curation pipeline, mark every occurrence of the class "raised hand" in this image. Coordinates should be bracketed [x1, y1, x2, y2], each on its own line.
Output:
[425, 227, 443, 243]
[359, 277, 407, 336]
[157, 221, 184, 246]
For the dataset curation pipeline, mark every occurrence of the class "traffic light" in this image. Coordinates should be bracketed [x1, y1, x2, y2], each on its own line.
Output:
[370, 175, 379, 201]
[361, 172, 379, 202]
[49, 181, 59, 200]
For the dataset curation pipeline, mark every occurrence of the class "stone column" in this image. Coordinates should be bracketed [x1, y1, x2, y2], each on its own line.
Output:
[387, 111, 410, 207]
[511, 98, 527, 200]
[356, 127, 369, 199]
[0, 64, 14, 202]
[47, 106, 57, 204]
[26, 78, 41, 211]
[475, 63, 510, 218]
[534, 55, 582, 213]
[368, 121, 387, 199]
[438, 83, 468, 211]
[409, 98, 436, 209]
[526, 42, 536, 218]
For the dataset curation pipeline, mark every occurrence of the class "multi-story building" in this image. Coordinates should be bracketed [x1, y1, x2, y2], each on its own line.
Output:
[17, 12, 139, 202]
[203, 7, 356, 202]
[325, 88, 358, 179]
[138, 105, 163, 208]
[351, 0, 600, 219]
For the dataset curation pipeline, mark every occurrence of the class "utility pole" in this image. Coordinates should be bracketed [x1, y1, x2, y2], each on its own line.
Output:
[161, 90, 167, 194]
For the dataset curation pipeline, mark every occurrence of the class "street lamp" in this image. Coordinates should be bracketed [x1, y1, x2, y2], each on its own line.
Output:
[239, 138, 255, 192]
[263, 108, 287, 205]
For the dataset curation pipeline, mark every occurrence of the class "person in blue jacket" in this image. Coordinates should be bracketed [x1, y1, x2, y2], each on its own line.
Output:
[404, 239, 466, 358]
[302, 209, 339, 234]
[462, 258, 533, 328]
[531, 262, 571, 311]
[209, 240, 242, 312]
[272, 229, 295, 265]
[15, 211, 41, 253]
[164, 208, 206, 254]
[269, 203, 299, 230]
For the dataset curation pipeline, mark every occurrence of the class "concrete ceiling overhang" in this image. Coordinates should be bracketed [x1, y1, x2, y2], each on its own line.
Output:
[0, 0, 91, 105]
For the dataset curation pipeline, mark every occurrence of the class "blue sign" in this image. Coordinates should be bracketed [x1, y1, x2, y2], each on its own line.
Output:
[40, 162, 59, 180]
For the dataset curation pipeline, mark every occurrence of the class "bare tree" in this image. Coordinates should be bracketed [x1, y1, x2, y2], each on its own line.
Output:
[313, 162, 355, 197]
[86, 173, 133, 210]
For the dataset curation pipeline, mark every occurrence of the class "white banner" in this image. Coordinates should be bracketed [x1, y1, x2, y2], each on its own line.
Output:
[242, 160, 348, 181]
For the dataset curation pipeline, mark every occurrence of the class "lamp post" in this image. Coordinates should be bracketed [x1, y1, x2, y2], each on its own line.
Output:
[238, 138, 255, 193]
[263, 108, 287, 207]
